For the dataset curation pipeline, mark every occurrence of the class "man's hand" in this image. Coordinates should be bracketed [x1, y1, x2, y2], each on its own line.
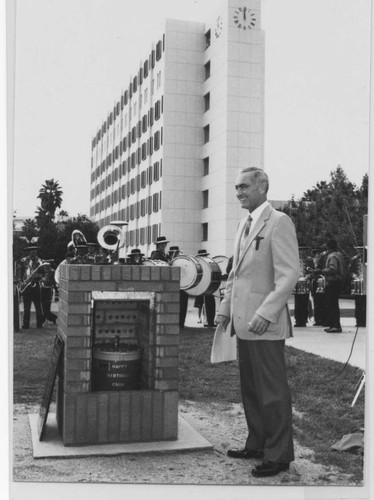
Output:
[215, 314, 230, 331]
[248, 313, 270, 335]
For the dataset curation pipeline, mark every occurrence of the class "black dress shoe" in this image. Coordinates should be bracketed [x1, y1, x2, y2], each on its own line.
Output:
[325, 327, 342, 333]
[227, 448, 263, 459]
[251, 460, 289, 477]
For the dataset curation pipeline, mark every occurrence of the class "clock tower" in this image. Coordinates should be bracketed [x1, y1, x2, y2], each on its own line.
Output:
[201, 0, 265, 255]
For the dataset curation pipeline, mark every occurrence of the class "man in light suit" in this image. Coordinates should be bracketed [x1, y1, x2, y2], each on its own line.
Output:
[216, 167, 300, 478]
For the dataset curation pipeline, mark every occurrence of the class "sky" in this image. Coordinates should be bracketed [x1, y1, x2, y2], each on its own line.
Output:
[9, 0, 372, 217]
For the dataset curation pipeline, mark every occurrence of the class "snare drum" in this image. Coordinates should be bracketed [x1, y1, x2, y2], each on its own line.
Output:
[294, 277, 310, 294]
[170, 255, 203, 290]
[142, 259, 170, 267]
[187, 256, 221, 296]
[351, 279, 364, 295]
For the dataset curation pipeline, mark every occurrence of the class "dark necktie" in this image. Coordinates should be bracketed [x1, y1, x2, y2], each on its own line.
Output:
[240, 215, 252, 255]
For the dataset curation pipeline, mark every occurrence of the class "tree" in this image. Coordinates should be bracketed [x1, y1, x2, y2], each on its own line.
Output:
[21, 218, 38, 244]
[37, 179, 63, 220]
[280, 166, 368, 293]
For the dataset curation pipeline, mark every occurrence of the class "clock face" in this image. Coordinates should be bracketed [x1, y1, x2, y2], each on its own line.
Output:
[214, 15, 223, 38]
[233, 7, 257, 30]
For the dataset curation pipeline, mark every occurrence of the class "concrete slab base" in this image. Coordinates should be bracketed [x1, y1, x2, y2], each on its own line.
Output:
[28, 413, 213, 459]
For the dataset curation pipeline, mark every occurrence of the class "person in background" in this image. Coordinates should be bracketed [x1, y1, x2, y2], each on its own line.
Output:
[196, 249, 216, 328]
[323, 238, 344, 333]
[20, 246, 44, 330]
[293, 246, 313, 327]
[150, 236, 170, 262]
[215, 167, 299, 478]
[168, 245, 189, 329]
[127, 248, 144, 265]
[309, 248, 328, 326]
[40, 260, 57, 325]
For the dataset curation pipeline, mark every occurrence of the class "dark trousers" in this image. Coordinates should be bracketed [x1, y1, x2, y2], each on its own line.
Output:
[238, 338, 294, 463]
[179, 290, 188, 328]
[325, 281, 341, 329]
[41, 287, 57, 323]
[294, 294, 309, 326]
[204, 295, 216, 326]
[312, 292, 328, 325]
[354, 295, 366, 327]
[22, 284, 43, 328]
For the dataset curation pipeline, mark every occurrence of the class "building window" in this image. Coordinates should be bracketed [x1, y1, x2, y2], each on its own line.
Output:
[154, 162, 159, 181]
[203, 125, 210, 143]
[205, 30, 211, 49]
[144, 60, 149, 78]
[151, 49, 155, 68]
[154, 130, 160, 150]
[156, 40, 162, 61]
[131, 178, 135, 194]
[149, 107, 154, 126]
[202, 223, 208, 241]
[148, 166, 153, 185]
[152, 224, 158, 242]
[204, 92, 210, 112]
[155, 100, 161, 120]
[204, 61, 211, 80]
[203, 157, 209, 176]
[203, 190, 209, 208]
[141, 199, 146, 217]
[142, 114, 148, 133]
[157, 71, 162, 88]
[148, 196, 152, 214]
[141, 142, 147, 160]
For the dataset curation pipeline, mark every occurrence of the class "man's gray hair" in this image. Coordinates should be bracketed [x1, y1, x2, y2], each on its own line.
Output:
[240, 167, 269, 193]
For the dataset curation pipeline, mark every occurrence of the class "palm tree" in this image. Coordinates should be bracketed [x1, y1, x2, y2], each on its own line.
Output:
[21, 218, 38, 244]
[37, 179, 63, 219]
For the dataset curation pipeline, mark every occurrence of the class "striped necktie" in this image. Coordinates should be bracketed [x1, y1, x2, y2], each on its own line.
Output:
[240, 215, 252, 255]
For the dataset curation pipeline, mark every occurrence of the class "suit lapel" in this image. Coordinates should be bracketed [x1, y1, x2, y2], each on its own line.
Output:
[235, 205, 273, 270]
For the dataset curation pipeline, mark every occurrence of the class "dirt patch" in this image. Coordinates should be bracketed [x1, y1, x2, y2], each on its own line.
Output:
[12, 400, 356, 486]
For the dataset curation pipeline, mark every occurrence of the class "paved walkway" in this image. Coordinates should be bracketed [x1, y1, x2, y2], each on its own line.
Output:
[185, 297, 366, 370]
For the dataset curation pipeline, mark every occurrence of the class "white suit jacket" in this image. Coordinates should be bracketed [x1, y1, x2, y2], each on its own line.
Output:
[219, 204, 300, 340]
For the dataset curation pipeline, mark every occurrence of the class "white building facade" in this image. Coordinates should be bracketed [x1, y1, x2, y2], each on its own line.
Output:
[90, 0, 264, 257]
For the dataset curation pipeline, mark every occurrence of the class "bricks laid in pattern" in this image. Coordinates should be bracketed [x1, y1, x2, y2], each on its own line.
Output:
[57, 264, 180, 445]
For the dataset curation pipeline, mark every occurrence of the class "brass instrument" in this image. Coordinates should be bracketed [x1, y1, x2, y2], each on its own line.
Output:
[97, 225, 125, 251]
[72, 230, 88, 248]
[97, 221, 127, 263]
[19, 263, 50, 294]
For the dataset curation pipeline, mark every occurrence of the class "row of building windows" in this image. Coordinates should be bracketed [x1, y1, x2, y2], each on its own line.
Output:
[92, 37, 165, 149]
[91, 161, 162, 199]
[92, 191, 162, 219]
[92, 126, 163, 182]
[125, 224, 161, 247]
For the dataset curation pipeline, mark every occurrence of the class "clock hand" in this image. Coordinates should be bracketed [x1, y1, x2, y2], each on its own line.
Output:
[243, 7, 246, 21]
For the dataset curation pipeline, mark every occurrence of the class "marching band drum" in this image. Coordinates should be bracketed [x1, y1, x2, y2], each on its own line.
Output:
[169, 255, 203, 291]
[293, 277, 310, 295]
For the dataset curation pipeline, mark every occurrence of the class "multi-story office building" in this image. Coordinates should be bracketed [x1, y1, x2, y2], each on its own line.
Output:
[90, 0, 264, 257]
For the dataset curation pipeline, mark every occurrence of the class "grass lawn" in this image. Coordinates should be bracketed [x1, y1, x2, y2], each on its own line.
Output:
[13, 324, 364, 483]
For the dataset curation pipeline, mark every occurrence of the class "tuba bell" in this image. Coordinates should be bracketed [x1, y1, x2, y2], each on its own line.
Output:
[97, 224, 125, 251]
